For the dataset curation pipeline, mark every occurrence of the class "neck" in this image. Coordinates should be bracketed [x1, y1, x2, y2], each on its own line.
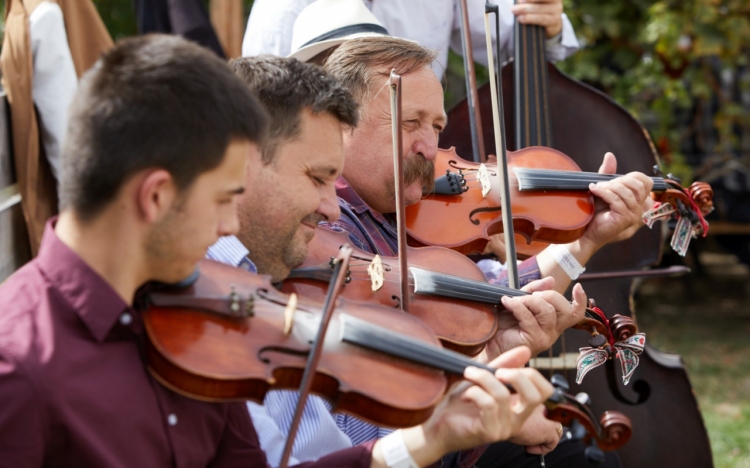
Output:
[55, 210, 148, 305]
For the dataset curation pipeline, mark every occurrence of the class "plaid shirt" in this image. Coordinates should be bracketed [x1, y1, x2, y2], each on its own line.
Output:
[322, 177, 543, 468]
[325, 177, 542, 287]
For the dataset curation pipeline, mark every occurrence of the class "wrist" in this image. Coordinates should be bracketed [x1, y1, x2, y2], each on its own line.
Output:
[566, 237, 597, 267]
[402, 423, 444, 466]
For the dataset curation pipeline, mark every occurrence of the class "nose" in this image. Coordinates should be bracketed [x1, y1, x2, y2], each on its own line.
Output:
[318, 185, 341, 223]
[411, 126, 438, 162]
[218, 206, 241, 237]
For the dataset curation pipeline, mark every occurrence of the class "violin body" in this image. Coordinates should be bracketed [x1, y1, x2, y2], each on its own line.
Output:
[144, 259, 448, 428]
[406, 146, 593, 256]
[441, 60, 713, 467]
[282, 228, 498, 356]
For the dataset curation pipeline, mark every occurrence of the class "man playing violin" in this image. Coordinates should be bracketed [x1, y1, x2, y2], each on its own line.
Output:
[321, 36, 654, 466]
[0, 35, 553, 467]
[210, 40, 647, 464]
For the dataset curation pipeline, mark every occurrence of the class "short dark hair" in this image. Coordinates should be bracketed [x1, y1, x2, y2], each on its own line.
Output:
[60, 34, 267, 220]
[229, 55, 358, 164]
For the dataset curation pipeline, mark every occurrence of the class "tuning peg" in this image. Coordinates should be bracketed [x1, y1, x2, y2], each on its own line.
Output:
[568, 419, 587, 442]
[588, 333, 608, 348]
[666, 173, 682, 184]
[575, 392, 592, 407]
[550, 374, 570, 393]
[584, 444, 606, 466]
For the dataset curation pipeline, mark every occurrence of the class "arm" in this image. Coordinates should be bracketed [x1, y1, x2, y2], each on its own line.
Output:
[29, 2, 78, 183]
[456, 0, 579, 66]
[372, 346, 552, 467]
[241, 0, 315, 57]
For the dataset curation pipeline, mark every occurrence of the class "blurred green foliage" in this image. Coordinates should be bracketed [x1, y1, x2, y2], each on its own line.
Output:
[558, 0, 750, 182]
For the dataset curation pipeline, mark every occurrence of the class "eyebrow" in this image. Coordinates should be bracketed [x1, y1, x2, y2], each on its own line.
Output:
[411, 110, 447, 126]
[309, 165, 342, 177]
[226, 186, 245, 195]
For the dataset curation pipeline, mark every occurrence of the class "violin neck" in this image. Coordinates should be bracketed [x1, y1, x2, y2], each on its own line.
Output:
[513, 168, 668, 193]
[409, 267, 528, 304]
[514, 22, 553, 149]
[340, 314, 495, 375]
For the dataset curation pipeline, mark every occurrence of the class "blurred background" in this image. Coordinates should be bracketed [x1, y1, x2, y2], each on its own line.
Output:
[1, 0, 748, 466]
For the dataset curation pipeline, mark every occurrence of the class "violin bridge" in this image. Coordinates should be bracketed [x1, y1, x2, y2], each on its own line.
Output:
[478, 164, 491, 198]
[283, 293, 298, 336]
[367, 255, 384, 292]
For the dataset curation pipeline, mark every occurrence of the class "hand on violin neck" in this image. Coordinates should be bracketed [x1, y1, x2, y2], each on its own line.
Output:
[510, 0, 564, 38]
[580, 152, 655, 250]
[480, 280, 586, 359]
[401, 347, 551, 461]
[508, 406, 563, 456]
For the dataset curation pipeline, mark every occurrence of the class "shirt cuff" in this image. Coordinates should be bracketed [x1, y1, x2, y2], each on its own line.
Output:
[487, 255, 542, 288]
[544, 13, 580, 62]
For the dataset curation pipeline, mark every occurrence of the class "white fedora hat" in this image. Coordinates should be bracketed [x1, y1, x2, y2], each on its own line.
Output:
[289, 0, 389, 62]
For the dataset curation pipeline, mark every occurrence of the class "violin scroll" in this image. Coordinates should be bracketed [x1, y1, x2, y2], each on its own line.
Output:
[688, 181, 714, 216]
[544, 375, 633, 451]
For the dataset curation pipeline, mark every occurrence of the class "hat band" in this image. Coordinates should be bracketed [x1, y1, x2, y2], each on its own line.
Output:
[300, 23, 389, 49]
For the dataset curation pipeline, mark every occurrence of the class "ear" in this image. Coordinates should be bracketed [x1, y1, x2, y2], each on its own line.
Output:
[136, 169, 177, 223]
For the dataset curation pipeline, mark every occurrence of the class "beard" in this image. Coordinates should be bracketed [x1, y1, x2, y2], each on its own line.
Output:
[241, 211, 324, 282]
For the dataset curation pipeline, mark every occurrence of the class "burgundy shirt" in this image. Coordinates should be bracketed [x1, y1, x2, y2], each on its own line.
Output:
[0, 221, 373, 467]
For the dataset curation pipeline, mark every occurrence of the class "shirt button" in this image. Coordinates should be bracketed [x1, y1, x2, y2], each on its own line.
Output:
[167, 414, 178, 426]
[119, 312, 133, 326]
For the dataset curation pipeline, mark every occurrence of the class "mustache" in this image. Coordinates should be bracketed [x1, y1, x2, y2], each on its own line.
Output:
[301, 213, 326, 226]
[403, 154, 435, 194]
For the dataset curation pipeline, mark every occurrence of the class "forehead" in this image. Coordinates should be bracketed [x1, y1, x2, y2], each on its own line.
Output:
[276, 109, 344, 170]
[367, 65, 446, 120]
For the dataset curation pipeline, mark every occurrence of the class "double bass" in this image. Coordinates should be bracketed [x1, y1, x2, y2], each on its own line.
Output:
[439, 4, 713, 466]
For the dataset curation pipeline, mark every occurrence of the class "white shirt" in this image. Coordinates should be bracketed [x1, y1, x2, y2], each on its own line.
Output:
[242, 0, 579, 78]
[29, 1, 78, 183]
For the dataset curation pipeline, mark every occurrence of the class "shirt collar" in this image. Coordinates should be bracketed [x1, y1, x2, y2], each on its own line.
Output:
[36, 218, 130, 343]
[335, 177, 396, 233]
[206, 235, 257, 273]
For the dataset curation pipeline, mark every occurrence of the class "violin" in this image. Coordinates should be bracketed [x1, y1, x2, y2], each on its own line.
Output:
[143, 258, 632, 450]
[405, 147, 714, 257]
[442, 3, 714, 465]
[285, 226, 645, 381]
[285, 228, 499, 356]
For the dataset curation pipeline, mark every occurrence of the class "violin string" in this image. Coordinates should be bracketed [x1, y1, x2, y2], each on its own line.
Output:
[344, 266, 527, 303]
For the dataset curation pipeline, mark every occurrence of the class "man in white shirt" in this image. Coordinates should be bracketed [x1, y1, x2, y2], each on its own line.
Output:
[242, 0, 579, 79]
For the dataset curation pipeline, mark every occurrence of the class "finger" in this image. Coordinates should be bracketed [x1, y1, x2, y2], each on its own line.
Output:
[587, 182, 627, 211]
[571, 283, 587, 322]
[625, 171, 656, 196]
[595, 179, 640, 213]
[518, 291, 570, 325]
[520, 276, 555, 293]
[464, 366, 512, 404]
[598, 152, 617, 174]
[501, 295, 544, 335]
[515, 13, 560, 27]
[531, 289, 571, 316]
[510, 3, 562, 15]
[495, 369, 544, 418]
[486, 345, 532, 369]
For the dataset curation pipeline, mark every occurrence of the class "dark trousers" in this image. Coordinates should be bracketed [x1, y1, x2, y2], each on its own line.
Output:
[475, 439, 622, 468]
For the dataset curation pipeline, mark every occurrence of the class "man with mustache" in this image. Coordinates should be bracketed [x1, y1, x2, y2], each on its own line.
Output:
[319, 36, 654, 466]
[0, 36, 553, 468]
[207, 54, 559, 468]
